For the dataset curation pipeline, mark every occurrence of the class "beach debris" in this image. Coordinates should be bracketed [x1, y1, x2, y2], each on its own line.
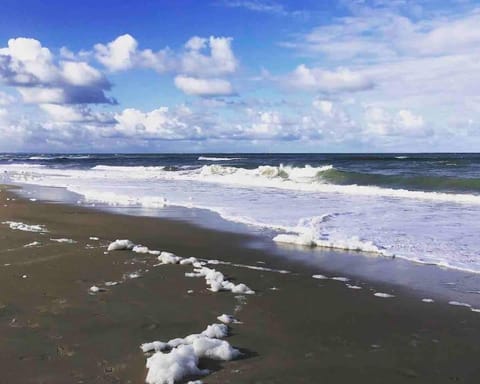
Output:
[107, 239, 135, 251]
[89, 236, 99, 240]
[142, 323, 241, 384]
[22, 275, 28, 279]
[2, 221, 47, 232]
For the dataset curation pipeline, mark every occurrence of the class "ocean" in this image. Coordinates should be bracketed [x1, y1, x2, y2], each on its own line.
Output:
[2, 153, 480, 274]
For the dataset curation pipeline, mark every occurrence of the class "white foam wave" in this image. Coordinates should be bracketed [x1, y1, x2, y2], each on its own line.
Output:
[4, 162, 480, 274]
[198, 156, 241, 161]
[273, 231, 391, 257]
[191, 164, 480, 205]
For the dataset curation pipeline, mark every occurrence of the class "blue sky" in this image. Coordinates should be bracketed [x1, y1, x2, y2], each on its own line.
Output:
[0, 0, 480, 152]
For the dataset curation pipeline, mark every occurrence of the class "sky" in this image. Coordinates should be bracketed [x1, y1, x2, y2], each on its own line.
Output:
[0, 0, 480, 153]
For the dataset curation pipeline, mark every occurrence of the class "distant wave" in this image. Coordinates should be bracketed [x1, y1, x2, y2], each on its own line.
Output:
[7, 161, 480, 205]
[29, 155, 92, 160]
[78, 163, 480, 204]
[198, 156, 242, 161]
[190, 164, 480, 204]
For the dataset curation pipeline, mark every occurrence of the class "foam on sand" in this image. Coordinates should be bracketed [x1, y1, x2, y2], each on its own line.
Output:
[312, 274, 328, 280]
[158, 251, 183, 264]
[2, 221, 47, 233]
[50, 238, 76, 243]
[143, 322, 241, 384]
[107, 239, 135, 251]
[145, 250, 256, 295]
[331, 276, 350, 282]
[190, 266, 255, 294]
[89, 285, 106, 293]
[374, 292, 395, 298]
[422, 298, 434, 303]
[346, 284, 362, 290]
[180, 257, 198, 265]
[23, 241, 41, 247]
[217, 314, 238, 324]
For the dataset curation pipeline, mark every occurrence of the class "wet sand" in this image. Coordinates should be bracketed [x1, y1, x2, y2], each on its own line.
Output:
[1, 185, 480, 383]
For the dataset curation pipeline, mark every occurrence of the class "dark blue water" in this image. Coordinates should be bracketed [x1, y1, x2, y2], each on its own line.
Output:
[2, 153, 480, 194]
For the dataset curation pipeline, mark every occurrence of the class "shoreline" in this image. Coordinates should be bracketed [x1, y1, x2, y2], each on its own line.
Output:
[2, 184, 480, 382]
[13, 182, 480, 307]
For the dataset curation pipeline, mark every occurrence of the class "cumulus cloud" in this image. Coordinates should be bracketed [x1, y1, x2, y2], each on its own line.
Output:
[40, 104, 115, 123]
[94, 34, 173, 72]
[93, 34, 238, 96]
[285, 64, 374, 93]
[0, 37, 114, 105]
[364, 106, 429, 136]
[174, 76, 234, 96]
[94, 34, 237, 77]
[111, 105, 208, 140]
[181, 36, 237, 77]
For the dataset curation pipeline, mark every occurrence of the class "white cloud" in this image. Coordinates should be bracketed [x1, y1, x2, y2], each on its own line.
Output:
[94, 34, 237, 78]
[0, 91, 15, 105]
[94, 34, 138, 71]
[174, 76, 234, 96]
[93, 34, 238, 96]
[238, 109, 297, 140]
[93, 34, 174, 73]
[17, 88, 65, 104]
[364, 106, 429, 136]
[219, 0, 288, 15]
[40, 104, 114, 124]
[60, 61, 107, 87]
[285, 64, 374, 93]
[181, 36, 237, 77]
[0, 37, 113, 104]
[111, 106, 206, 140]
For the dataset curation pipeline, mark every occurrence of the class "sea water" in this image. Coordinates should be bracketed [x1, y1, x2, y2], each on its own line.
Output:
[2, 153, 480, 273]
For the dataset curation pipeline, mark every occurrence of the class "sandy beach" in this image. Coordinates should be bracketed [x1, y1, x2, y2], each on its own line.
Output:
[1, 184, 480, 383]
